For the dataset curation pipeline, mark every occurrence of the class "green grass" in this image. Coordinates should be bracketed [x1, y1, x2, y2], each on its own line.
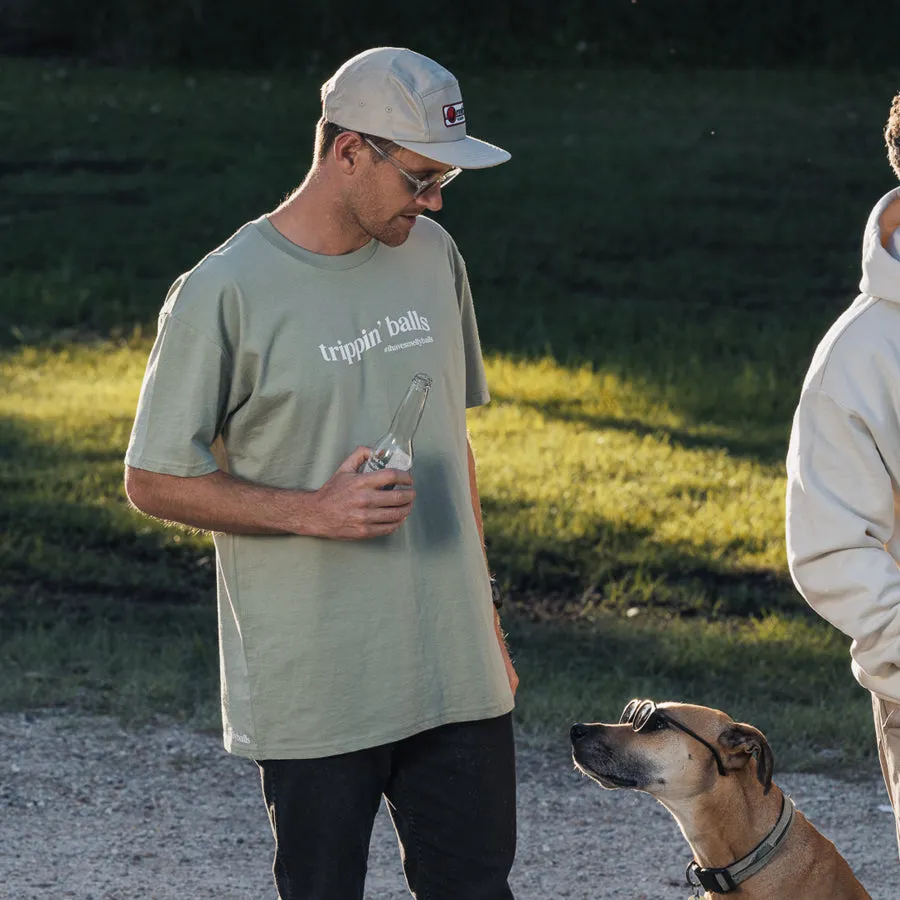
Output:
[471, 357, 788, 616]
[2, 57, 897, 771]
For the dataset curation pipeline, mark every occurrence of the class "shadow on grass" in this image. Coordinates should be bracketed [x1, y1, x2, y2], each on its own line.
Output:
[488, 389, 787, 465]
[0, 414, 214, 632]
[481, 494, 796, 619]
[0, 410, 220, 722]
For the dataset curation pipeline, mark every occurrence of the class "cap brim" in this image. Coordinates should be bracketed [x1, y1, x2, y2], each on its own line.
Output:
[392, 134, 510, 169]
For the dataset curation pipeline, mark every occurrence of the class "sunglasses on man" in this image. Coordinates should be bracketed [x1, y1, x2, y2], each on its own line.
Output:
[619, 699, 728, 777]
[363, 137, 462, 199]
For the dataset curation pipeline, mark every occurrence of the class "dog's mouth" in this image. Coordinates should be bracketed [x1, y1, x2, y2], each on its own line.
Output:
[571, 728, 657, 790]
[572, 755, 640, 789]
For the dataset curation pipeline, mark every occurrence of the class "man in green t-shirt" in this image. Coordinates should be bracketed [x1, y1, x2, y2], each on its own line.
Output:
[125, 47, 518, 899]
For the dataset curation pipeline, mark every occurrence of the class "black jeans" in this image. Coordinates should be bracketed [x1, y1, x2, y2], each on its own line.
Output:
[255, 713, 516, 900]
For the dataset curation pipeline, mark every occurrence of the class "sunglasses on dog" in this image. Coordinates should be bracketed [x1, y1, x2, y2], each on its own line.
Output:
[619, 699, 727, 777]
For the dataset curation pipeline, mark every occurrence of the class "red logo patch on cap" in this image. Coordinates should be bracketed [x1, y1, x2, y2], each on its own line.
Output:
[442, 101, 465, 128]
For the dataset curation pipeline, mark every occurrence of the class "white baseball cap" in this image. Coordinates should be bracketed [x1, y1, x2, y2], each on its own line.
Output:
[321, 47, 511, 170]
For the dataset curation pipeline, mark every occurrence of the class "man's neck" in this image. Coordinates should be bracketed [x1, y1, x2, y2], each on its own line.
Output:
[268, 173, 371, 256]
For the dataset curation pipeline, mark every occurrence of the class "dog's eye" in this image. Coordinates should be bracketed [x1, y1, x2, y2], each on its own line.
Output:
[647, 716, 668, 731]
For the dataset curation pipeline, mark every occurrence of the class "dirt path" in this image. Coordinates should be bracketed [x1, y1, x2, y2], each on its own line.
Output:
[1, 711, 894, 899]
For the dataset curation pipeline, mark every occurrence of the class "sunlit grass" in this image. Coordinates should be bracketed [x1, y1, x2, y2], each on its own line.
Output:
[1, 341, 143, 447]
[0, 342, 213, 624]
[470, 356, 790, 615]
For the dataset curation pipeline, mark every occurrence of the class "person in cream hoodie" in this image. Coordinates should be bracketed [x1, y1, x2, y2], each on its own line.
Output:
[787, 91, 900, 853]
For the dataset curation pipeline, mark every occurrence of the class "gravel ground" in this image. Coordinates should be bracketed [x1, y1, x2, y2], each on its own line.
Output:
[1, 711, 896, 899]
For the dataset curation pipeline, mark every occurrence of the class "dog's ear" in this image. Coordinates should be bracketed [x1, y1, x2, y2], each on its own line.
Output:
[718, 723, 774, 794]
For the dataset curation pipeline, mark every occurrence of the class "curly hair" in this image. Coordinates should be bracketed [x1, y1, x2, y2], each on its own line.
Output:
[886, 92, 900, 180]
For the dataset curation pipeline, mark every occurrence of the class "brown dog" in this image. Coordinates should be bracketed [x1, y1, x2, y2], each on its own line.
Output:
[570, 700, 871, 899]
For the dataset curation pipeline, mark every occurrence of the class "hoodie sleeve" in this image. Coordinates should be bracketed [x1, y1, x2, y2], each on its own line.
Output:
[786, 387, 900, 687]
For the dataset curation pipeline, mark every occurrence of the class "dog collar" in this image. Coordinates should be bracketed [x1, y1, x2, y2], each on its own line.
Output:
[685, 794, 795, 894]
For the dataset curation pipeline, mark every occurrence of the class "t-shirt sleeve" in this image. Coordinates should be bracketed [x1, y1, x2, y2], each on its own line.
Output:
[448, 239, 490, 408]
[125, 294, 232, 477]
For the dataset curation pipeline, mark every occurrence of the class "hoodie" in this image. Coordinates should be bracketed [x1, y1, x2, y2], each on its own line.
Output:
[786, 187, 900, 702]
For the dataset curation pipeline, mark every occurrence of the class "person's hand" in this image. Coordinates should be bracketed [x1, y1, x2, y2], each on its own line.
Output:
[307, 446, 415, 540]
[505, 657, 519, 697]
[494, 611, 519, 697]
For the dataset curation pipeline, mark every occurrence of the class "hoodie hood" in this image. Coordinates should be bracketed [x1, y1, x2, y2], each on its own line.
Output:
[860, 186, 900, 302]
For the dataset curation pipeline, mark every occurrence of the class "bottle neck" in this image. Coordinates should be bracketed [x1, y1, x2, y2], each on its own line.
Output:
[389, 382, 429, 447]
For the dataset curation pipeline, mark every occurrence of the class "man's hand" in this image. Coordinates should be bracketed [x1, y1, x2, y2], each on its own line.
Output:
[495, 611, 519, 697]
[308, 446, 416, 540]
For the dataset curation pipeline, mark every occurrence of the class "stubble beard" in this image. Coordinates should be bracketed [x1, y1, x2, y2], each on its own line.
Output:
[357, 206, 416, 248]
[374, 219, 415, 247]
[348, 182, 417, 248]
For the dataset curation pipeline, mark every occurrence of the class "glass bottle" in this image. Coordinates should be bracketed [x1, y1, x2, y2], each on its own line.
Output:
[360, 373, 433, 479]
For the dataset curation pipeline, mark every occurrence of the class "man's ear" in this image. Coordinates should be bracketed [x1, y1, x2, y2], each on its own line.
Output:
[719, 723, 774, 794]
[332, 130, 365, 173]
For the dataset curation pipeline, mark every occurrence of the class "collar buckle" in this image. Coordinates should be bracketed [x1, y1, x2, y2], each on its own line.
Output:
[684, 795, 795, 895]
[687, 860, 737, 894]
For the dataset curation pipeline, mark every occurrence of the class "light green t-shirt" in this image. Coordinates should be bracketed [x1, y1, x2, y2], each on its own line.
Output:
[125, 215, 513, 758]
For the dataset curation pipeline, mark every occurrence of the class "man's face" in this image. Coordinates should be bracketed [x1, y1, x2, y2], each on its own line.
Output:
[349, 143, 453, 248]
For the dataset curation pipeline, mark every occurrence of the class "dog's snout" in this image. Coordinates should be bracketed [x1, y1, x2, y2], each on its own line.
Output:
[570, 722, 590, 743]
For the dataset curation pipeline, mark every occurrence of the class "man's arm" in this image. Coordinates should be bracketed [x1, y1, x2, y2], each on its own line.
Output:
[467, 437, 519, 697]
[124, 446, 415, 541]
